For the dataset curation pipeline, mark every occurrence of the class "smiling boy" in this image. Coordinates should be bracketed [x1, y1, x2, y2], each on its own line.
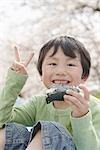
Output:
[0, 36, 100, 150]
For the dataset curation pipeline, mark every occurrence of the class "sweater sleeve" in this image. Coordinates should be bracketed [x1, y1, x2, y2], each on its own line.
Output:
[0, 69, 28, 128]
[71, 98, 100, 150]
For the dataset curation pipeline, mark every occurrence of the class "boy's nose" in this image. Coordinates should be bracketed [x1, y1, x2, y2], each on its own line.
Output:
[55, 66, 67, 75]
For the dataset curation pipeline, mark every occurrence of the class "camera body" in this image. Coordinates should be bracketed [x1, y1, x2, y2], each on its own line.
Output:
[46, 85, 80, 104]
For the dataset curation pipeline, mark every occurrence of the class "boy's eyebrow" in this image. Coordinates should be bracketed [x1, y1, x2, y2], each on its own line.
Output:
[45, 54, 57, 60]
[46, 55, 79, 61]
[47, 56, 58, 61]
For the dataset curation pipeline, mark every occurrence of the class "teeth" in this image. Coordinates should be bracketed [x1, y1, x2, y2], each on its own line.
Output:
[53, 80, 69, 84]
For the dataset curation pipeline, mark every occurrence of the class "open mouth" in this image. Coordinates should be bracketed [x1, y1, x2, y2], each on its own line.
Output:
[52, 80, 70, 85]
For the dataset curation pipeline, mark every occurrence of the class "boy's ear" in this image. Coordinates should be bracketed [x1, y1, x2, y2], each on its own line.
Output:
[81, 76, 88, 83]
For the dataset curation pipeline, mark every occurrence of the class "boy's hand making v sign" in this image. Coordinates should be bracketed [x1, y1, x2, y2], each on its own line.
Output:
[11, 46, 34, 75]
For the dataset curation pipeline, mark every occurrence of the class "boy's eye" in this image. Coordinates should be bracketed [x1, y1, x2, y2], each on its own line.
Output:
[67, 63, 75, 66]
[48, 63, 57, 66]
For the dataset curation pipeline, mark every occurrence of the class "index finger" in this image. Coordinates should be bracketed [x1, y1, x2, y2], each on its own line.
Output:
[79, 85, 89, 100]
[24, 53, 34, 67]
[14, 46, 20, 62]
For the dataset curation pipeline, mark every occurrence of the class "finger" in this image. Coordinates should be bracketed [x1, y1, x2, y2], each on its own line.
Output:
[79, 85, 89, 100]
[24, 53, 34, 67]
[64, 94, 81, 106]
[66, 91, 82, 104]
[14, 46, 20, 62]
[64, 94, 89, 115]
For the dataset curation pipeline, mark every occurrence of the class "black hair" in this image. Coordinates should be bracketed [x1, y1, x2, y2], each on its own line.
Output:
[37, 36, 91, 79]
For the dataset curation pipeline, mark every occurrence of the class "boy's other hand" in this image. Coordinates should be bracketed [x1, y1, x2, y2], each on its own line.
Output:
[11, 46, 34, 75]
[64, 85, 89, 118]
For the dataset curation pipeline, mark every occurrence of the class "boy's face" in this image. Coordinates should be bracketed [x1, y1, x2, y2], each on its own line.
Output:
[41, 47, 86, 89]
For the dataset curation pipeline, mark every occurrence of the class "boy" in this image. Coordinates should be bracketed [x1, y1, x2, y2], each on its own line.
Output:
[0, 35, 100, 150]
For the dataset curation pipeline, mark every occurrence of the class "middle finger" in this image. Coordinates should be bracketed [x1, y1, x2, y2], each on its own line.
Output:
[24, 53, 34, 67]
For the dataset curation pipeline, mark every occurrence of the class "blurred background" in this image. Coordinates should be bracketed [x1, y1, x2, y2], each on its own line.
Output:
[0, 0, 100, 99]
